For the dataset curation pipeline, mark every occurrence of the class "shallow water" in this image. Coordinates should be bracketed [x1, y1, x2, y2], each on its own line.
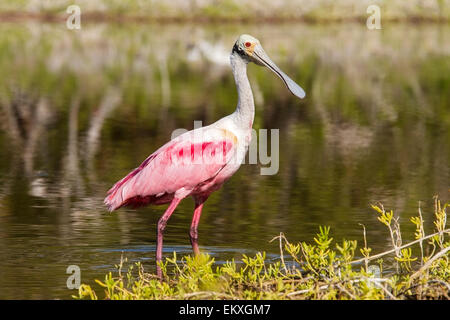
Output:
[0, 22, 449, 299]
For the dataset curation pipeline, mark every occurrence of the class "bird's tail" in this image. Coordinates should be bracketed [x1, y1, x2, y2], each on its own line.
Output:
[104, 167, 142, 211]
[105, 151, 160, 211]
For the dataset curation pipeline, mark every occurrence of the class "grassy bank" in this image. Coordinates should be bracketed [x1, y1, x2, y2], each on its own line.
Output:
[76, 197, 449, 300]
[1, 0, 450, 23]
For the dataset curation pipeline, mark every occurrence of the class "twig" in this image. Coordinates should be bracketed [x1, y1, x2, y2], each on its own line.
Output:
[350, 229, 450, 265]
[426, 280, 450, 292]
[409, 246, 450, 281]
[183, 291, 236, 300]
[396, 280, 450, 299]
[286, 277, 391, 298]
[418, 201, 425, 265]
[287, 285, 327, 297]
[359, 223, 369, 272]
[265, 276, 313, 286]
[270, 232, 288, 274]
[379, 282, 398, 300]
[335, 283, 357, 299]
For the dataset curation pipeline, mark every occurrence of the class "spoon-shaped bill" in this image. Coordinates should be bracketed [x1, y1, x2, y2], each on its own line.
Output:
[252, 45, 306, 99]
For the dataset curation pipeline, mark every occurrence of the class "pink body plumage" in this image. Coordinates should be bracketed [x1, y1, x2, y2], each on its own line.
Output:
[104, 126, 240, 211]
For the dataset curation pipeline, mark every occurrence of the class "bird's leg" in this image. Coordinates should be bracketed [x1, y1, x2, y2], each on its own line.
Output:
[156, 197, 181, 279]
[190, 196, 208, 256]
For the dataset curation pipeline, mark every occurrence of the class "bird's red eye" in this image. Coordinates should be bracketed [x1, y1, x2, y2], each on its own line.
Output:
[245, 42, 251, 48]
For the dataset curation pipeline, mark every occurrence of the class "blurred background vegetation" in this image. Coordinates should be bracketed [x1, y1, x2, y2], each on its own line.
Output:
[0, 0, 450, 22]
[0, 1, 448, 299]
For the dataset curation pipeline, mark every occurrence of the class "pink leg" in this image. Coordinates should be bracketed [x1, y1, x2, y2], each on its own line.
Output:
[156, 197, 181, 279]
[190, 196, 208, 255]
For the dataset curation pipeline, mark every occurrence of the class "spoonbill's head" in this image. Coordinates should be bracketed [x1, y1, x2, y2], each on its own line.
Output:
[232, 34, 306, 99]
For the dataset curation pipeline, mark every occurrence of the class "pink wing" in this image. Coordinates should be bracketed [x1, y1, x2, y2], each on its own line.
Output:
[104, 128, 237, 211]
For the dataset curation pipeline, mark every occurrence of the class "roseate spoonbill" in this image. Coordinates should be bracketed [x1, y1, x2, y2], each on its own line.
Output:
[105, 34, 305, 278]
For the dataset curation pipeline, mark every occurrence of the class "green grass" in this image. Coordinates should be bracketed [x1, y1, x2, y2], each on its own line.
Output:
[76, 197, 449, 300]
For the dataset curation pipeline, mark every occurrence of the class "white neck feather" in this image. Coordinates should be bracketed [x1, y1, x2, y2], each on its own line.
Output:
[230, 52, 255, 129]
